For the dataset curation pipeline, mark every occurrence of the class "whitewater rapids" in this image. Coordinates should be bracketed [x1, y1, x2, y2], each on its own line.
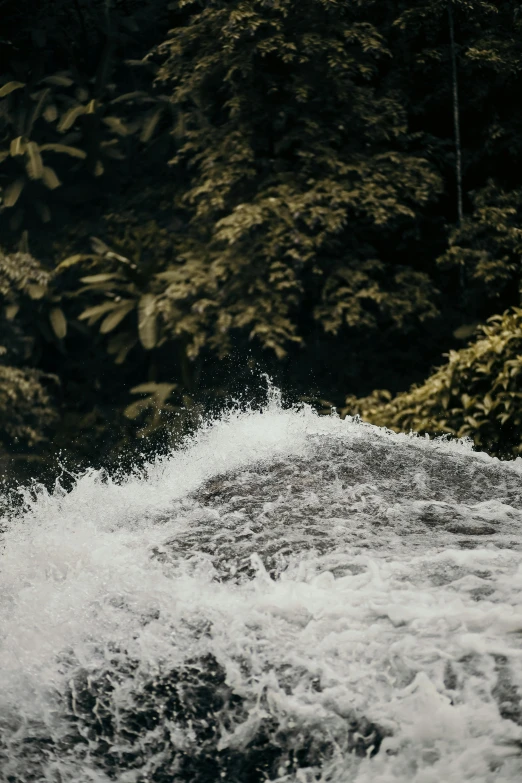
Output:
[1, 391, 522, 782]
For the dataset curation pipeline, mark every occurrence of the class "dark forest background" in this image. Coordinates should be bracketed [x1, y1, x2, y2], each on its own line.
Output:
[1, 0, 522, 483]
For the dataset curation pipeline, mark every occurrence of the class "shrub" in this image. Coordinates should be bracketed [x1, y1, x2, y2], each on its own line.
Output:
[342, 308, 522, 457]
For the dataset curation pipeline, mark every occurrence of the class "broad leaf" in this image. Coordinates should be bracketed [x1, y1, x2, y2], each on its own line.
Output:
[41, 75, 73, 87]
[80, 273, 122, 284]
[140, 108, 163, 143]
[26, 284, 46, 299]
[102, 116, 139, 136]
[138, 294, 158, 350]
[28, 88, 51, 133]
[58, 104, 88, 132]
[90, 236, 111, 255]
[3, 178, 25, 207]
[110, 91, 154, 104]
[0, 81, 25, 98]
[42, 166, 61, 189]
[5, 304, 19, 320]
[10, 136, 26, 156]
[50, 307, 67, 339]
[43, 105, 58, 123]
[39, 143, 87, 159]
[78, 301, 121, 324]
[57, 254, 89, 269]
[123, 399, 149, 420]
[25, 142, 44, 179]
[99, 301, 135, 333]
[115, 337, 137, 364]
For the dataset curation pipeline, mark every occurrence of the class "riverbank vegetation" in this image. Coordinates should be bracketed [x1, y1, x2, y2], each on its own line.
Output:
[1, 0, 522, 480]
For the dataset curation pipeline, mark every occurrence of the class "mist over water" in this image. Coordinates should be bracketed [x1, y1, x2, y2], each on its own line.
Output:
[1, 388, 522, 782]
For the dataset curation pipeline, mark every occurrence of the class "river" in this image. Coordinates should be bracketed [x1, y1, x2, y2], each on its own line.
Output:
[1, 389, 522, 782]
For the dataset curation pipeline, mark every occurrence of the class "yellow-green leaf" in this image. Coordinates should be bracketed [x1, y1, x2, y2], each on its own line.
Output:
[140, 108, 163, 143]
[50, 307, 67, 339]
[3, 178, 25, 207]
[78, 301, 121, 323]
[99, 300, 135, 333]
[102, 116, 137, 136]
[5, 304, 19, 320]
[0, 81, 25, 98]
[57, 254, 88, 269]
[26, 284, 46, 299]
[123, 399, 148, 420]
[41, 74, 73, 87]
[25, 141, 44, 179]
[10, 136, 26, 156]
[39, 143, 87, 159]
[58, 104, 88, 132]
[115, 337, 137, 364]
[43, 104, 58, 122]
[80, 273, 121, 284]
[28, 87, 50, 131]
[138, 293, 158, 350]
[42, 166, 61, 189]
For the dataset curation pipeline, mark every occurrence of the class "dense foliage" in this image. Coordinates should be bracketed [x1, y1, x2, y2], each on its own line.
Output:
[343, 309, 522, 458]
[1, 0, 522, 479]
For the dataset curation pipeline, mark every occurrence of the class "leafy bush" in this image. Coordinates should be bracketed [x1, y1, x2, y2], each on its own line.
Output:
[342, 308, 522, 457]
[0, 365, 58, 450]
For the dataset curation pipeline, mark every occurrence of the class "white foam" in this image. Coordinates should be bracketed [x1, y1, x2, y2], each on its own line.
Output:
[1, 389, 522, 782]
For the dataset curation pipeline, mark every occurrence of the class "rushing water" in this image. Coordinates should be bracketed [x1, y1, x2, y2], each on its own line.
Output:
[1, 390, 522, 782]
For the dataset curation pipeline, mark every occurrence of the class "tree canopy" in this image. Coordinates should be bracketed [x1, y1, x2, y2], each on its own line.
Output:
[1, 0, 522, 479]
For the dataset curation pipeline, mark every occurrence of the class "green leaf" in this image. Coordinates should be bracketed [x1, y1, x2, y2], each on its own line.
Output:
[138, 293, 158, 350]
[58, 104, 88, 132]
[28, 88, 51, 132]
[43, 105, 59, 123]
[99, 300, 135, 333]
[3, 178, 25, 207]
[140, 108, 163, 143]
[0, 150, 10, 163]
[42, 166, 61, 189]
[39, 143, 87, 159]
[26, 284, 46, 299]
[131, 382, 177, 399]
[78, 301, 121, 323]
[115, 337, 137, 364]
[57, 254, 89, 269]
[80, 273, 122, 284]
[102, 116, 139, 136]
[123, 399, 148, 420]
[90, 236, 111, 255]
[0, 81, 25, 98]
[50, 307, 67, 339]
[10, 136, 26, 156]
[41, 74, 73, 87]
[110, 91, 154, 104]
[5, 304, 19, 320]
[25, 141, 44, 179]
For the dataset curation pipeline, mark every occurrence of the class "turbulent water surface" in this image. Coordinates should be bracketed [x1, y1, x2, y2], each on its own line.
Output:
[2, 392, 522, 782]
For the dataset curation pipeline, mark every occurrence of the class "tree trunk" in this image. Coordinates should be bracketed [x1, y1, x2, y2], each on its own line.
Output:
[448, 1, 463, 226]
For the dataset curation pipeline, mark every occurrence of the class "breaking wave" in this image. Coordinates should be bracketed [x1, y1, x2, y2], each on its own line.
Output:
[1, 388, 522, 782]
